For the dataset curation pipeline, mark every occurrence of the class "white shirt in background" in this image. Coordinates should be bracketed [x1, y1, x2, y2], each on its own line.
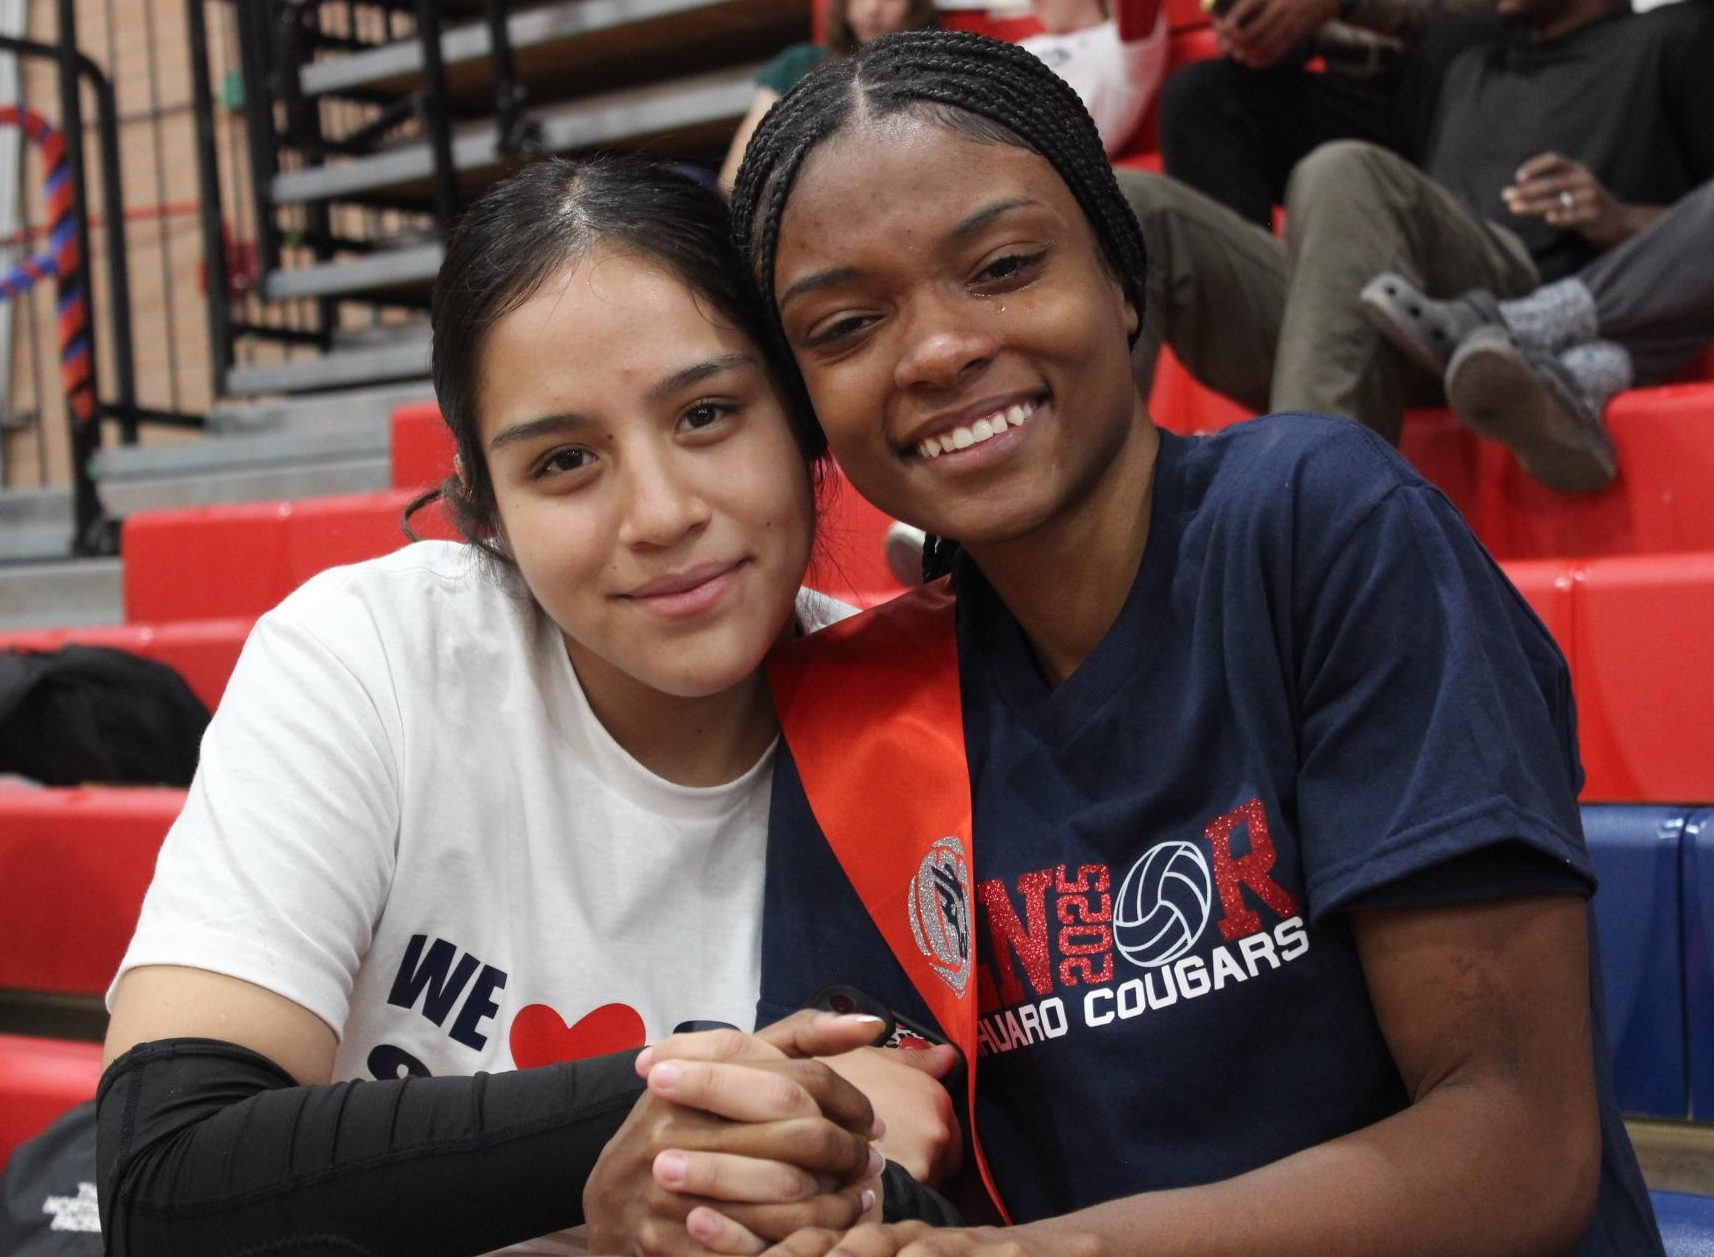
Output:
[1021, 10, 1171, 155]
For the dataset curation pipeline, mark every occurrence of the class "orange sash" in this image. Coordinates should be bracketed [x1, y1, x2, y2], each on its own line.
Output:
[769, 580, 1009, 1221]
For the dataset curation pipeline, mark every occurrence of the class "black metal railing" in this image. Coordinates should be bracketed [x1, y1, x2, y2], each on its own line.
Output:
[0, 1, 206, 555]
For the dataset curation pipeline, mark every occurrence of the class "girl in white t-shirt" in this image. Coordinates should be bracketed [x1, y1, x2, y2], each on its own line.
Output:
[96, 155, 954, 1257]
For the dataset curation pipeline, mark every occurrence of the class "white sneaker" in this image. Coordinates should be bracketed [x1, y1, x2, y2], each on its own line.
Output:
[884, 521, 928, 587]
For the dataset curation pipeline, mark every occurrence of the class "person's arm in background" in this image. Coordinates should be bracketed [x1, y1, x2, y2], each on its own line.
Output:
[721, 88, 781, 192]
[1215, 0, 1489, 71]
[1502, 153, 1665, 251]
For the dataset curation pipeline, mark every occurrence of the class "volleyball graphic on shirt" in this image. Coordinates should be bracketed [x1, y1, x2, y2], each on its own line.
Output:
[1113, 841, 1213, 968]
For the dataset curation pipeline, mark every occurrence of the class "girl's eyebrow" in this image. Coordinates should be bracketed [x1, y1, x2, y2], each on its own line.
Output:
[779, 267, 860, 314]
[948, 197, 1039, 244]
[488, 353, 755, 452]
[778, 197, 1047, 313]
[646, 352, 754, 404]
[488, 411, 597, 454]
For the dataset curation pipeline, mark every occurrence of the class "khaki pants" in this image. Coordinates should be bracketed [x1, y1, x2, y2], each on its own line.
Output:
[1121, 141, 1540, 442]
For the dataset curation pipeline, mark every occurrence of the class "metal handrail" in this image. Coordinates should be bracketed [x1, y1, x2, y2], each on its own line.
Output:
[0, 21, 203, 555]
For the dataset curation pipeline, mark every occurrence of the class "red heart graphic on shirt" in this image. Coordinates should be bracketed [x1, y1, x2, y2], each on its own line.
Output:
[508, 1001, 647, 1069]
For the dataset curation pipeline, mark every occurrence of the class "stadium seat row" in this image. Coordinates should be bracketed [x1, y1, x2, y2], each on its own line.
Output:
[0, 1033, 101, 1171]
[1506, 552, 1714, 803]
[1, 786, 1707, 1115]
[1154, 367, 1714, 563]
[0, 787, 185, 999]
[82, 402, 1695, 804]
[0, 618, 252, 714]
[1585, 808, 1714, 1120]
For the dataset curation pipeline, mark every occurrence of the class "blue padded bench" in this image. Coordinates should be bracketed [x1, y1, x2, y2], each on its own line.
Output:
[1687, 811, 1714, 1120]
[1582, 806, 1690, 1119]
[1653, 1191, 1714, 1257]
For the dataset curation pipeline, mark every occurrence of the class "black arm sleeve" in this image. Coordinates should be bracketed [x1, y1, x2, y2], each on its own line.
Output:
[96, 1037, 646, 1257]
[879, 1161, 964, 1228]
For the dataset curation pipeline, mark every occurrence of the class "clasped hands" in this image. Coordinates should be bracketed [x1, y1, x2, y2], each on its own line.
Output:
[584, 1010, 962, 1256]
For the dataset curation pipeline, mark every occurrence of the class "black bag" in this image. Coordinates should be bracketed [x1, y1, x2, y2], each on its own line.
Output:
[0, 1101, 102, 1254]
[0, 645, 210, 787]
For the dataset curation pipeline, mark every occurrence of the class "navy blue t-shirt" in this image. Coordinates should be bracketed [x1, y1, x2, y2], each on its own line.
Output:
[760, 415, 1659, 1252]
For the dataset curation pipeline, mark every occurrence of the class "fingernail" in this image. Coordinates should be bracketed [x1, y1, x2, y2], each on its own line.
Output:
[867, 1146, 885, 1178]
[860, 1188, 877, 1214]
[634, 1046, 654, 1074]
[871, 1116, 887, 1139]
[655, 1149, 688, 1187]
[650, 1060, 683, 1088]
[687, 1209, 720, 1241]
[832, 1013, 885, 1025]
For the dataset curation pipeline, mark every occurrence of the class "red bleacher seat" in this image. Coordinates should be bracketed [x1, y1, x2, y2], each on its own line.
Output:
[391, 401, 455, 490]
[0, 618, 253, 713]
[1472, 384, 1714, 562]
[1148, 368, 1714, 561]
[1496, 558, 1576, 648]
[122, 491, 457, 623]
[1150, 348, 1255, 437]
[0, 1034, 102, 1172]
[1571, 551, 1714, 804]
[0, 788, 183, 997]
[810, 470, 906, 608]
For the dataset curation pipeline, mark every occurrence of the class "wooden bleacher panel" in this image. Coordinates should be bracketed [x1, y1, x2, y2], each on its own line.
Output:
[300, 0, 809, 112]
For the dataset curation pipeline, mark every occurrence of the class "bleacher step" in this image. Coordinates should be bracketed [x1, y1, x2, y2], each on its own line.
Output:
[0, 557, 121, 631]
[300, 0, 804, 107]
[226, 331, 432, 396]
[262, 242, 441, 303]
[269, 64, 756, 208]
[206, 381, 437, 437]
[1630, 1121, 1714, 1196]
[0, 487, 80, 564]
[94, 383, 435, 513]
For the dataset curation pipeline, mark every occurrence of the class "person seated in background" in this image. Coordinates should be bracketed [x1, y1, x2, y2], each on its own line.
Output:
[1018, 0, 1170, 156]
[719, 0, 936, 189]
[1115, 0, 1714, 486]
[1156, 0, 1491, 230]
[1362, 175, 1714, 489]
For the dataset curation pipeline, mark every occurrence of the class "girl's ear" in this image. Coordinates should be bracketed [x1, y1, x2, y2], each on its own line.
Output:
[1125, 300, 1140, 339]
[454, 454, 470, 494]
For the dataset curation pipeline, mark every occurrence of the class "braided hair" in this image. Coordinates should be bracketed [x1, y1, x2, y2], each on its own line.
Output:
[730, 29, 1148, 359]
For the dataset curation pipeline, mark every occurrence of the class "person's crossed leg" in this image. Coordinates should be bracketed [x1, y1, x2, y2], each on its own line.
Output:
[1121, 140, 1538, 444]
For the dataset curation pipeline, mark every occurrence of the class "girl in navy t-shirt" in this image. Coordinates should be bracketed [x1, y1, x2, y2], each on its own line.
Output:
[593, 28, 1663, 1257]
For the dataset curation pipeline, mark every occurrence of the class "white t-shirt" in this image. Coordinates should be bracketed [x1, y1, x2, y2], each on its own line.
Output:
[1020, 12, 1170, 156]
[113, 540, 847, 1254]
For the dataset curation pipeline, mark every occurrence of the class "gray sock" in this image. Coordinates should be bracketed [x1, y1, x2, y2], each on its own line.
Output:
[1559, 340, 1633, 412]
[1499, 279, 1599, 353]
